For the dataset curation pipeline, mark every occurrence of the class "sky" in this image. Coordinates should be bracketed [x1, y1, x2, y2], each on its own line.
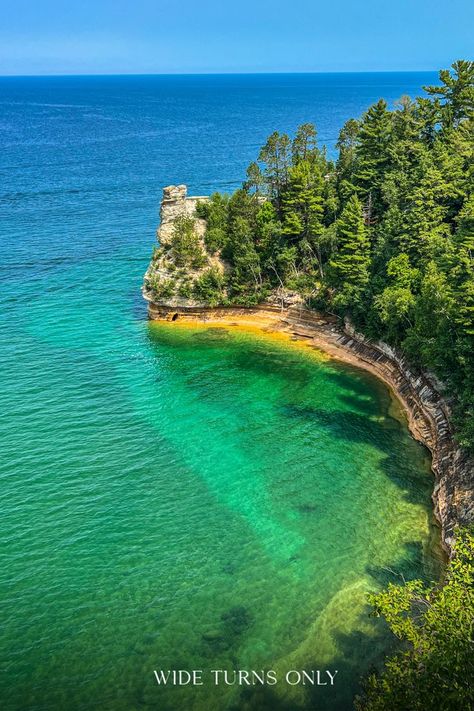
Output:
[0, 0, 472, 75]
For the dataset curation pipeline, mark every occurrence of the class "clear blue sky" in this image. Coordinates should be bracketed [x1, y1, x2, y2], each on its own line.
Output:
[0, 0, 472, 75]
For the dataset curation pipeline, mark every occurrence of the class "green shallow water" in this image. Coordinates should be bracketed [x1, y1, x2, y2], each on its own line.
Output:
[1, 73, 444, 711]
[1, 303, 442, 711]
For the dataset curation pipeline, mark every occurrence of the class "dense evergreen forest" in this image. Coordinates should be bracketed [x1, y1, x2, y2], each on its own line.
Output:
[191, 60, 474, 453]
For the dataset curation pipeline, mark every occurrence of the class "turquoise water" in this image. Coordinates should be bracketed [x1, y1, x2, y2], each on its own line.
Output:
[0, 74, 441, 711]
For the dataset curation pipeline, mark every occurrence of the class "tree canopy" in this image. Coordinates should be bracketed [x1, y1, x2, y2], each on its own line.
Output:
[193, 60, 474, 452]
[355, 527, 474, 711]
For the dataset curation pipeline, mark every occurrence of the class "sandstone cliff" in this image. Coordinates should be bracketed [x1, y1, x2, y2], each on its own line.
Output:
[142, 185, 227, 308]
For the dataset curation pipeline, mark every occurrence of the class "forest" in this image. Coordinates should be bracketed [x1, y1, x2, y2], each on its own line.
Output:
[189, 60, 474, 454]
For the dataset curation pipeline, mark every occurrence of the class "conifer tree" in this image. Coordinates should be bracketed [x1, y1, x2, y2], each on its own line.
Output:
[258, 131, 291, 211]
[329, 194, 370, 305]
[336, 118, 360, 200]
[280, 160, 325, 276]
[453, 195, 474, 336]
[354, 99, 391, 221]
[399, 158, 450, 261]
[244, 161, 264, 194]
[455, 193, 474, 255]
[291, 123, 318, 164]
[424, 59, 474, 128]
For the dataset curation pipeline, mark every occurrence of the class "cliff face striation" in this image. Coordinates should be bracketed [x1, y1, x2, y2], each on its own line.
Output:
[142, 185, 227, 309]
[143, 186, 474, 555]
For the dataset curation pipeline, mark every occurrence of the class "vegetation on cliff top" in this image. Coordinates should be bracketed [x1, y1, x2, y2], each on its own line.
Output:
[191, 60, 473, 452]
[146, 61, 474, 710]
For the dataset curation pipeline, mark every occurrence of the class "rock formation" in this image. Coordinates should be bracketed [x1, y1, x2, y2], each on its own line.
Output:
[143, 185, 226, 309]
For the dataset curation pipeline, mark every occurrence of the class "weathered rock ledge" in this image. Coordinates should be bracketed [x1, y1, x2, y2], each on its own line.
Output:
[144, 301, 474, 555]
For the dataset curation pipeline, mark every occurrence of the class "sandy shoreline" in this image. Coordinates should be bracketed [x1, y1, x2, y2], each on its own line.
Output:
[148, 306, 427, 437]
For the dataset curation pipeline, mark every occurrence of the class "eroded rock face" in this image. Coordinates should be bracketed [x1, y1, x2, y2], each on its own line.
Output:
[336, 322, 474, 554]
[142, 185, 225, 308]
[158, 185, 208, 243]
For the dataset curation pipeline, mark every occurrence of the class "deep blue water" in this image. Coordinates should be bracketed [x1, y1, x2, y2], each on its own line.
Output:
[1, 73, 437, 279]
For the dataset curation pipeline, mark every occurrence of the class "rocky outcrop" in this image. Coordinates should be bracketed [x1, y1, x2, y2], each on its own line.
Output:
[156, 184, 208, 243]
[142, 185, 226, 308]
[143, 188, 474, 556]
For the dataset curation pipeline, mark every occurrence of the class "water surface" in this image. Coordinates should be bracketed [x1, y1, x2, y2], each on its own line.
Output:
[0, 73, 441, 711]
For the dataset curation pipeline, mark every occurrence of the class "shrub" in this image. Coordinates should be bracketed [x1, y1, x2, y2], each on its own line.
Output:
[170, 215, 206, 269]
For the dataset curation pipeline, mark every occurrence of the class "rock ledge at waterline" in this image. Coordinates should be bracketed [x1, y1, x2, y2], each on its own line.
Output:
[143, 185, 474, 555]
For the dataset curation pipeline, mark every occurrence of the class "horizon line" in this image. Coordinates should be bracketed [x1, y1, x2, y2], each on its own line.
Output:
[0, 68, 441, 79]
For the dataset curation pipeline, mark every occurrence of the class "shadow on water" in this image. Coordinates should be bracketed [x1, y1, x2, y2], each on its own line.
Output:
[223, 626, 391, 711]
[200, 606, 255, 656]
[279, 402, 431, 510]
[223, 538, 433, 711]
[143, 325, 442, 711]
[366, 539, 435, 588]
[228, 686, 307, 711]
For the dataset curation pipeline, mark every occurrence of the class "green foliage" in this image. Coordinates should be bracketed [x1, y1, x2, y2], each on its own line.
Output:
[161, 66, 474, 709]
[204, 227, 227, 254]
[354, 99, 392, 220]
[192, 268, 226, 306]
[147, 276, 175, 300]
[424, 60, 474, 128]
[373, 254, 419, 342]
[170, 60, 474, 451]
[197, 193, 230, 254]
[281, 161, 324, 236]
[258, 130, 291, 209]
[170, 215, 206, 269]
[355, 527, 474, 711]
[328, 194, 370, 307]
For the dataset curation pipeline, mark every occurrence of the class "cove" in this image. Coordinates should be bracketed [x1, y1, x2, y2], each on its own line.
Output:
[0, 71, 455, 711]
[139, 320, 442, 711]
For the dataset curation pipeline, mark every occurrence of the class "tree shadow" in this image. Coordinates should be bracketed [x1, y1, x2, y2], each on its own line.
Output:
[278, 401, 432, 511]
[227, 685, 306, 711]
[366, 539, 437, 588]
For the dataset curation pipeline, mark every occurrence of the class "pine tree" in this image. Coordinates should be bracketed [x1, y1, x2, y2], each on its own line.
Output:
[258, 130, 291, 211]
[244, 161, 264, 194]
[354, 99, 392, 221]
[399, 157, 450, 262]
[329, 195, 371, 305]
[454, 193, 474, 255]
[291, 123, 318, 164]
[336, 118, 360, 200]
[453, 195, 474, 336]
[280, 160, 325, 276]
[424, 60, 474, 128]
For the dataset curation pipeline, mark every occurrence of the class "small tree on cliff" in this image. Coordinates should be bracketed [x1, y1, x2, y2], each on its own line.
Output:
[328, 194, 371, 309]
[170, 215, 206, 269]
